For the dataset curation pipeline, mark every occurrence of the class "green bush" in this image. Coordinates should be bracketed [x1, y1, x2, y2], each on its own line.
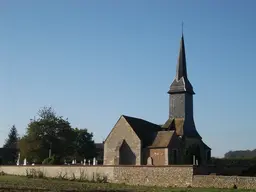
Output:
[42, 155, 60, 165]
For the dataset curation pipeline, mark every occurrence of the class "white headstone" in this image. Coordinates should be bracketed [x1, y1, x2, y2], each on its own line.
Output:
[16, 153, 20, 166]
[88, 160, 91, 165]
[72, 160, 75, 165]
[147, 157, 153, 165]
[23, 158, 27, 166]
[93, 157, 96, 165]
[83, 159, 86, 165]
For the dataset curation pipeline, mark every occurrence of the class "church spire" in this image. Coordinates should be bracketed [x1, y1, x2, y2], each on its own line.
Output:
[168, 33, 194, 95]
[176, 34, 188, 81]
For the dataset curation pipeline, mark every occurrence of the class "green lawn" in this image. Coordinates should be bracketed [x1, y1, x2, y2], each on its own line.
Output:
[0, 175, 254, 192]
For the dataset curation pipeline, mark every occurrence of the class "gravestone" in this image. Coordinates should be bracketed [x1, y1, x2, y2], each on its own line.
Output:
[16, 153, 20, 166]
[23, 158, 27, 166]
[88, 160, 91, 165]
[83, 159, 86, 165]
[93, 157, 96, 165]
[147, 157, 153, 165]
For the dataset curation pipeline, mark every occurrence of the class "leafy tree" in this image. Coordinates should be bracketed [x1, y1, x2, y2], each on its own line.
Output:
[18, 107, 96, 164]
[72, 128, 96, 161]
[3, 125, 19, 149]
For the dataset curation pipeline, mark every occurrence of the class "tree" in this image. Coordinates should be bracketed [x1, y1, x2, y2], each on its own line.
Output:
[224, 149, 256, 159]
[3, 125, 19, 149]
[72, 128, 96, 161]
[18, 106, 97, 164]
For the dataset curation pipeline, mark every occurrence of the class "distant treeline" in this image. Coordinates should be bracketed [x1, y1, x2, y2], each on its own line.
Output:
[224, 149, 256, 159]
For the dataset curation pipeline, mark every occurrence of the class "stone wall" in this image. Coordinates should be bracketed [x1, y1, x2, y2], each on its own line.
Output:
[194, 165, 250, 176]
[193, 175, 256, 189]
[0, 165, 115, 181]
[104, 116, 141, 165]
[148, 148, 168, 166]
[1, 165, 256, 189]
[113, 165, 193, 187]
[0, 165, 193, 188]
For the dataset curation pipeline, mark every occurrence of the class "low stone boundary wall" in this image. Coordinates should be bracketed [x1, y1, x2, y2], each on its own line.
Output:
[2, 165, 256, 189]
[0, 166, 114, 182]
[113, 166, 193, 187]
[194, 165, 250, 176]
[0, 165, 193, 188]
[193, 175, 256, 189]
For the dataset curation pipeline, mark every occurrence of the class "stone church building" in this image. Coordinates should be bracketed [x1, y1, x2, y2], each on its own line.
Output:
[104, 35, 211, 166]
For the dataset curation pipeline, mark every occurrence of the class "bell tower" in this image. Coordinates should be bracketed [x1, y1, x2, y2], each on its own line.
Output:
[168, 34, 200, 138]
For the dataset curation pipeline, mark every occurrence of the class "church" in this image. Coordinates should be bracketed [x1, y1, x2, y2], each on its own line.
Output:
[103, 34, 211, 166]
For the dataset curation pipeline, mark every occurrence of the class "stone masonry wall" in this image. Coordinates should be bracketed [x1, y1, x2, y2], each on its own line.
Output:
[104, 116, 141, 165]
[0, 165, 193, 188]
[193, 175, 256, 190]
[1, 165, 256, 189]
[0, 166, 115, 181]
[113, 165, 193, 187]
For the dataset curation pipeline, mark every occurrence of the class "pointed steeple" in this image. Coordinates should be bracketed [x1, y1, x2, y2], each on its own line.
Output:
[176, 35, 188, 81]
[168, 34, 194, 95]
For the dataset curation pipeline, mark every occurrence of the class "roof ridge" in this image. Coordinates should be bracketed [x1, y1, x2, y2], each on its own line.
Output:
[122, 115, 160, 127]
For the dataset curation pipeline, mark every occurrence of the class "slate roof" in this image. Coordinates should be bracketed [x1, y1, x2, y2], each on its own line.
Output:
[162, 118, 185, 136]
[162, 118, 202, 138]
[109, 115, 210, 151]
[149, 131, 175, 148]
[122, 115, 162, 147]
[202, 141, 211, 150]
[168, 35, 194, 95]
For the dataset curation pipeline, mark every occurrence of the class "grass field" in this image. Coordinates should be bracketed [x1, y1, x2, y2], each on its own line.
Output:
[0, 175, 255, 192]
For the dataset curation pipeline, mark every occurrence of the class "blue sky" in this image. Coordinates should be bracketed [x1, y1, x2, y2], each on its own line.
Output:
[0, 0, 255, 157]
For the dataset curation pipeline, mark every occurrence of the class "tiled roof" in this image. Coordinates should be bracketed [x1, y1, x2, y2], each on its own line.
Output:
[162, 118, 174, 129]
[149, 131, 175, 148]
[122, 115, 161, 147]
[162, 118, 185, 136]
[174, 118, 185, 136]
